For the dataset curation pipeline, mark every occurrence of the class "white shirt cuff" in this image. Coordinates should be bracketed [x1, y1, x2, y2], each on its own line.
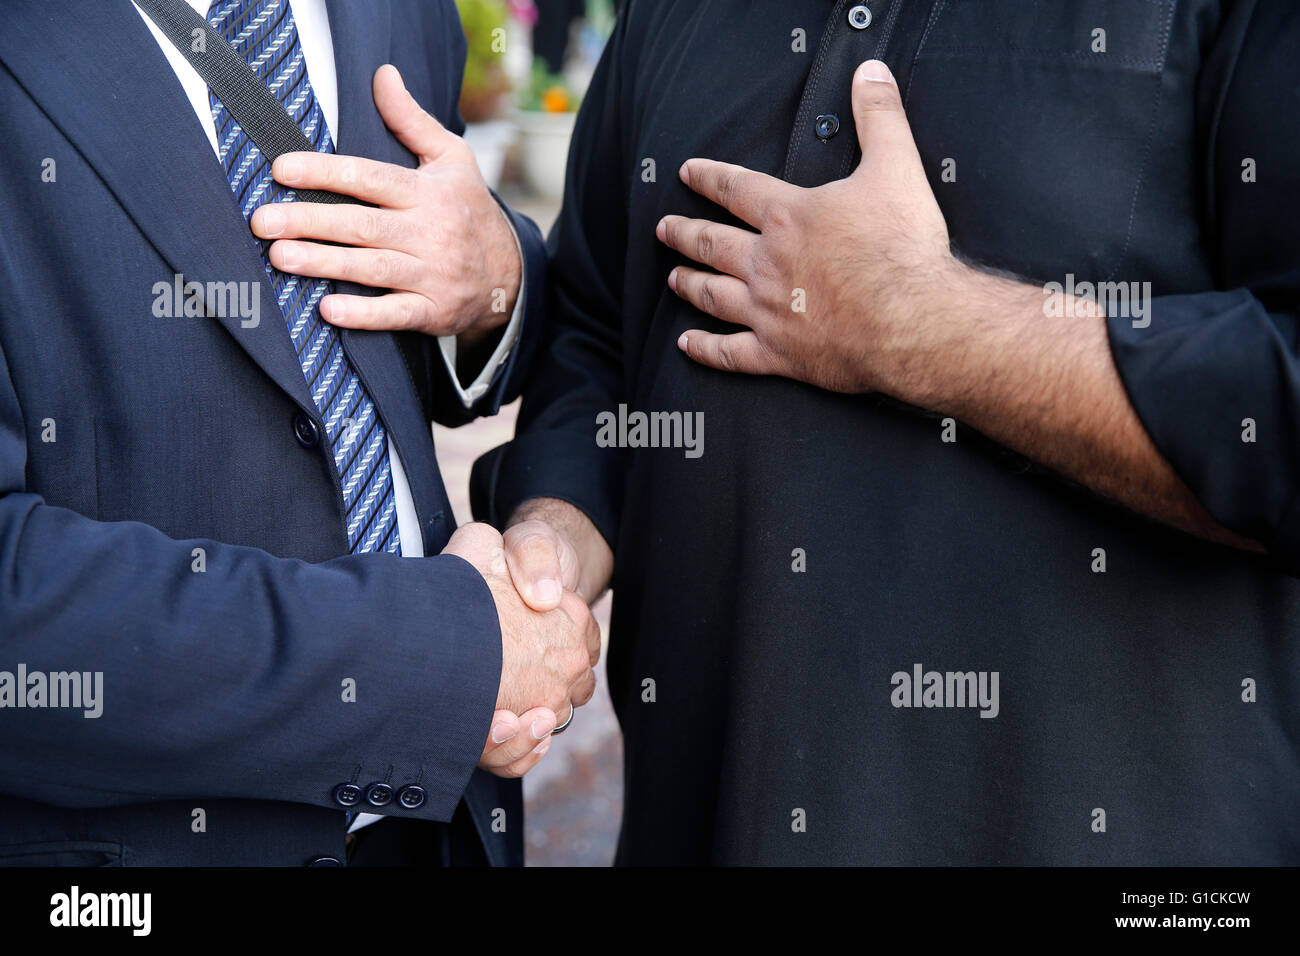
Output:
[436, 205, 525, 409]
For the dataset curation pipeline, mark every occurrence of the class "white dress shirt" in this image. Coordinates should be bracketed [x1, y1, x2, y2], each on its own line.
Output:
[136, 0, 518, 830]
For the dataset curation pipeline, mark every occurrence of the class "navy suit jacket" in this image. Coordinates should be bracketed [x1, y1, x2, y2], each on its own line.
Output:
[0, 0, 543, 866]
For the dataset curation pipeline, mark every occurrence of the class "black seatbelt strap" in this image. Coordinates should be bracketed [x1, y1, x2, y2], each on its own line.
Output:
[134, 0, 347, 204]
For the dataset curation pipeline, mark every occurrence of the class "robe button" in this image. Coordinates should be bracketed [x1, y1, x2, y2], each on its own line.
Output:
[815, 114, 841, 140]
[848, 5, 873, 30]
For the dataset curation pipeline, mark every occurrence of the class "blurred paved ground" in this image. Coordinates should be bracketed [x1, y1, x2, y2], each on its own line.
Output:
[432, 186, 624, 866]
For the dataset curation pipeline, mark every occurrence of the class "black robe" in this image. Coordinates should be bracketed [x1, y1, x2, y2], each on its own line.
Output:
[474, 0, 1300, 864]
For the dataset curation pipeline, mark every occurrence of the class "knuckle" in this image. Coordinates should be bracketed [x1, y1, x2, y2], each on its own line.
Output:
[426, 178, 454, 210]
[455, 521, 503, 550]
[759, 200, 789, 231]
[700, 277, 719, 314]
[375, 251, 403, 285]
[422, 296, 447, 331]
[671, 221, 687, 250]
[509, 518, 553, 541]
[450, 285, 478, 321]
[563, 592, 592, 628]
[357, 210, 384, 244]
[696, 227, 713, 261]
[567, 647, 589, 681]
[338, 156, 359, 187]
[718, 169, 738, 207]
[499, 741, 528, 764]
[545, 686, 568, 714]
[361, 163, 390, 196]
[397, 295, 422, 329]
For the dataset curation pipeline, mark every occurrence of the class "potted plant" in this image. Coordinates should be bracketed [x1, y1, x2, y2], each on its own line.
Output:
[456, 0, 514, 188]
[513, 62, 580, 200]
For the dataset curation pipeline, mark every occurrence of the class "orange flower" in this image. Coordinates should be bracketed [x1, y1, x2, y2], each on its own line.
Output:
[541, 86, 571, 113]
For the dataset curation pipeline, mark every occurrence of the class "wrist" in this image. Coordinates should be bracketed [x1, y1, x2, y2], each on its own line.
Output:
[874, 253, 975, 407]
[460, 270, 518, 349]
[474, 204, 524, 338]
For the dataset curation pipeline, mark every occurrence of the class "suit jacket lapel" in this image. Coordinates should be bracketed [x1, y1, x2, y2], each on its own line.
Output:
[0, 0, 319, 413]
[325, 0, 458, 548]
[2, 0, 453, 545]
[327, 0, 392, 158]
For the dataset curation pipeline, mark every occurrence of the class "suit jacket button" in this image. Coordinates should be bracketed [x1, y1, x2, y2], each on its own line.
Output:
[397, 785, 427, 810]
[307, 856, 343, 866]
[365, 782, 395, 807]
[332, 782, 363, 807]
[293, 411, 321, 448]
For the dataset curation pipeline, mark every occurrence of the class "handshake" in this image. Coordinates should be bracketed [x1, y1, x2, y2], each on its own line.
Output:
[441, 499, 612, 780]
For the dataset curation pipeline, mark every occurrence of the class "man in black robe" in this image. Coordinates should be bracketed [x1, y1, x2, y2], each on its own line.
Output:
[475, 0, 1300, 864]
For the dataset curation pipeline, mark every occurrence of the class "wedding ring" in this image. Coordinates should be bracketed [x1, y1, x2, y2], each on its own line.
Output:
[551, 703, 575, 735]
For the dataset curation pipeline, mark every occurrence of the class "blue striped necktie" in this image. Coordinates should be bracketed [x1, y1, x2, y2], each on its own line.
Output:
[207, 0, 400, 555]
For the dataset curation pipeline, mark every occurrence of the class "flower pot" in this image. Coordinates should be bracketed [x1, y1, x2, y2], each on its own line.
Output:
[512, 109, 577, 200]
[462, 119, 515, 191]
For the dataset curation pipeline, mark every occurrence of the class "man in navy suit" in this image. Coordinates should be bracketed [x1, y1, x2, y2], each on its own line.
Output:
[0, 0, 598, 866]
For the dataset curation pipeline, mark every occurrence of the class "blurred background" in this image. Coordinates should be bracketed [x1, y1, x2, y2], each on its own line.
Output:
[436, 0, 622, 866]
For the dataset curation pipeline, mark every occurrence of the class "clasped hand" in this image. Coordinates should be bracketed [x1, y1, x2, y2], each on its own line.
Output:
[443, 518, 600, 779]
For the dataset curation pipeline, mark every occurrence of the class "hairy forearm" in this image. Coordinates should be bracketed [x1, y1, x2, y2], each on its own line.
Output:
[889, 261, 1261, 552]
[508, 496, 615, 602]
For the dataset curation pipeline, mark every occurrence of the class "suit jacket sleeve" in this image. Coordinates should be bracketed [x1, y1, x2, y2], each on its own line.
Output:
[0, 339, 500, 822]
[470, 15, 631, 545]
[426, 1, 547, 427]
[1106, 1, 1300, 566]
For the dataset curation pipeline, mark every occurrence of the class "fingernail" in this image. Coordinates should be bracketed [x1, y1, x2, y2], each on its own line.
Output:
[668, 268, 679, 291]
[490, 723, 517, 744]
[277, 155, 303, 184]
[677, 332, 689, 351]
[860, 59, 894, 83]
[679, 162, 691, 184]
[656, 218, 667, 241]
[256, 206, 285, 237]
[277, 242, 301, 270]
[535, 578, 561, 604]
[532, 737, 552, 756]
[324, 297, 345, 323]
[530, 718, 553, 740]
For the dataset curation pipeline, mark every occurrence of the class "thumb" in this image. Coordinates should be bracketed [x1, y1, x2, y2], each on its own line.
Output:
[849, 60, 919, 170]
[503, 520, 573, 612]
[372, 64, 463, 163]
